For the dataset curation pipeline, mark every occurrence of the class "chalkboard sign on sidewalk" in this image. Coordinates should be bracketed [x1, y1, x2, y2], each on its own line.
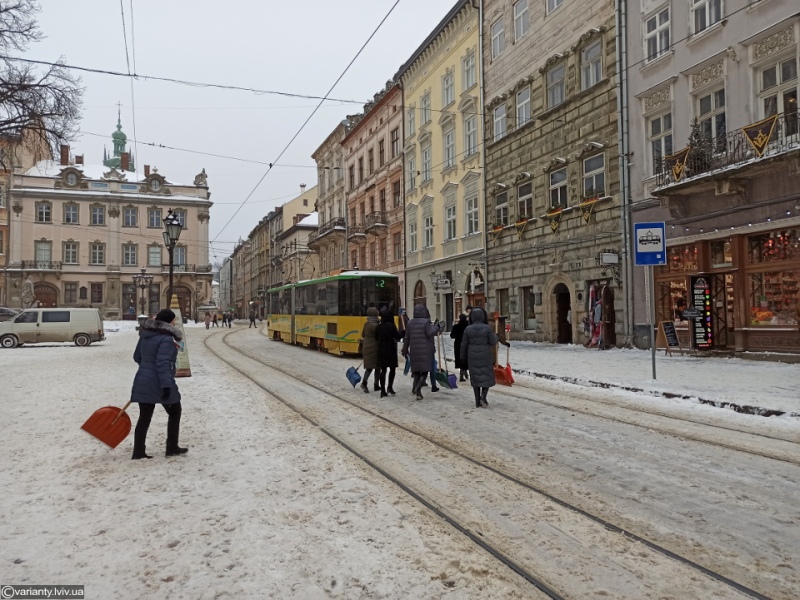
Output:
[656, 321, 683, 356]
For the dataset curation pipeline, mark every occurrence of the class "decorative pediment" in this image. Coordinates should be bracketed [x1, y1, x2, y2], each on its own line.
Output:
[405, 202, 420, 215]
[418, 129, 432, 145]
[489, 182, 510, 194]
[539, 53, 566, 74]
[460, 170, 480, 185]
[571, 27, 604, 51]
[57, 166, 84, 189]
[440, 181, 459, 196]
[487, 93, 507, 109]
[543, 157, 568, 173]
[515, 171, 532, 182]
[513, 76, 533, 93]
[458, 95, 477, 113]
[574, 141, 606, 159]
[438, 110, 455, 127]
[419, 194, 434, 210]
[107, 206, 120, 218]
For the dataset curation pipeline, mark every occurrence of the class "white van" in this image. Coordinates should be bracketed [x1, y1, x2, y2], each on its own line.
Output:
[0, 308, 105, 348]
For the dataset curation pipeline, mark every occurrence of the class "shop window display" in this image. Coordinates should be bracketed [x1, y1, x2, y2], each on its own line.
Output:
[748, 268, 799, 326]
[710, 239, 733, 268]
[658, 243, 698, 274]
[748, 228, 799, 264]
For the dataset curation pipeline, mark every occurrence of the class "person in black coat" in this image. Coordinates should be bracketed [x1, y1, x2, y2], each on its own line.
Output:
[130, 309, 188, 459]
[460, 307, 498, 408]
[375, 308, 404, 397]
[401, 304, 436, 400]
[450, 313, 469, 382]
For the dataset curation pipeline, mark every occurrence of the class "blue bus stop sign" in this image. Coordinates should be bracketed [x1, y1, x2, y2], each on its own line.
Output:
[634, 222, 667, 266]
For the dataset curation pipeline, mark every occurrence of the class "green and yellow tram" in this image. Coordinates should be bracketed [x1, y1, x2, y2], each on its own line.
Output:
[266, 271, 400, 355]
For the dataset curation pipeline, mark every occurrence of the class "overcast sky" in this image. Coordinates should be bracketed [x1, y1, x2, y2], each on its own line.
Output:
[32, 0, 459, 264]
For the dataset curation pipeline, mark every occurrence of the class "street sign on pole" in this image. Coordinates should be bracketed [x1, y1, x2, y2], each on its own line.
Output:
[634, 222, 667, 266]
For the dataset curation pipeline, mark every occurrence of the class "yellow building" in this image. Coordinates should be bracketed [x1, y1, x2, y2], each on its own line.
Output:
[395, 0, 485, 324]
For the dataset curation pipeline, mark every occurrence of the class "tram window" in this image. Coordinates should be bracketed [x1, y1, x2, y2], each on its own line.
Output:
[326, 283, 338, 315]
[362, 277, 398, 314]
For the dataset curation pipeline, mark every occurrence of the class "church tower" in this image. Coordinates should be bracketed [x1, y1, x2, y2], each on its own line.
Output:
[103, 105, 135, 172]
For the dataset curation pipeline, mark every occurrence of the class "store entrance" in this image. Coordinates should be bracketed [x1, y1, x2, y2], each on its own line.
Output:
[710, 273, 736, 348]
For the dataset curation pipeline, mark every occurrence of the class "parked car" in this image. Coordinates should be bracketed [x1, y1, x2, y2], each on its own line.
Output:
[0, 307, 20, 322]
[0, 308, 105, 348]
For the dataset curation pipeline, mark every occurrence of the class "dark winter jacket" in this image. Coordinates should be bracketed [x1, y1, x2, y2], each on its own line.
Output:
[401, 304, 436, 373]
[376, 311, 403, 369]
[450, 314, 469, 369]
[130, 318, 183, 404]
[460, 307, 498, 388]
[361, 307, 380, 370]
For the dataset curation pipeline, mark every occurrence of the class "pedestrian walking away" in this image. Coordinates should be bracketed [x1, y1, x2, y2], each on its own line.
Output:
[212, 313, 218, 327]
[376, 307, 404, 397]
[401, 304, 437, 400]
[359, 307, 380, 393]
[249, 309, 258, 328]
[460, 307, 498, 408]
[130, 308, 188, 459]
[450, 313, 469, 382]
[204, 311, 212, 329]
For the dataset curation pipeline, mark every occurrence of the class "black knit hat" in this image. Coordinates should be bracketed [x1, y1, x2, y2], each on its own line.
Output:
[155, 308, 176, 323]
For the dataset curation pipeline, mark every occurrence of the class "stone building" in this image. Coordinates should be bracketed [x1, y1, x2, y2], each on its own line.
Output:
[5, 132, 213, 318]
[627, 0, 800, 354]
[309, 122, 349, 277]
[1, 127, 50, 305]
[482, 0, 621, 344]
[396, 0, 485, 325]
[342, 84, 405, 297]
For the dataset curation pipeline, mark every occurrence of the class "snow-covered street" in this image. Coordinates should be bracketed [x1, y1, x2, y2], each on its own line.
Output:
[1, 321, 798, 599]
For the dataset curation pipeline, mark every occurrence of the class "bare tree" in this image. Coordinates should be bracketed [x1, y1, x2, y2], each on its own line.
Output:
[0, 0, 83, 162]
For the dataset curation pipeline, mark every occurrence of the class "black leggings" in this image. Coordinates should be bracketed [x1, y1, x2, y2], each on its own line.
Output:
[378, 367, 396, 393]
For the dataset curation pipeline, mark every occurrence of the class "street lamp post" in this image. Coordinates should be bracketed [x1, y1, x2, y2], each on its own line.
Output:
[132, 266, 154, 316]
[162, 208, 183, 309]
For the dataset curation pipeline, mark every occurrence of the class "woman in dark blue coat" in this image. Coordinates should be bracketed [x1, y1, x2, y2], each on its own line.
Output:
[130, 309, 188, 459]
[401, 304, 436, 400]
[460, 307, 498, 408]
[450, 313, 469, 381]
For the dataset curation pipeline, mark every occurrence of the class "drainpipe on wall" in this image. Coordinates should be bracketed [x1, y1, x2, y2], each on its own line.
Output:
[615, 0, 634, 346]
[474, 0, 489, 310]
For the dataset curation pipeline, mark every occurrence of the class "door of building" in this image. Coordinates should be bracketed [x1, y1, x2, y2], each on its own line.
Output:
[444, 293, 454, 331]
[34, 283, 58, 308]
[554, 284, 572, 344]
[710, 273, 735, 348]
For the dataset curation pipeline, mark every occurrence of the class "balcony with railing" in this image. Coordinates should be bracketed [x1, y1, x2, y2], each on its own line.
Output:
[347, 225, 366, 242]
[364, 211, 387, 234]
[309, 217, 346, 248]
[655, 110, 799, 191]
[21, 260, 62, 271]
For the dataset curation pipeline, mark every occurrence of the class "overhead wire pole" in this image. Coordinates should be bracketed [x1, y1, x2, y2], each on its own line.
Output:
[211, 0, 401, 244]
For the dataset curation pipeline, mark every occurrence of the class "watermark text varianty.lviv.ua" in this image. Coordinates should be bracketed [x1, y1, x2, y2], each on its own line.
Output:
[1, 586, 84, 599]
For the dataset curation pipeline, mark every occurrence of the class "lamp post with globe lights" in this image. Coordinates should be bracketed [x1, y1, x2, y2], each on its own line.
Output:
[162, 208, 183, 309]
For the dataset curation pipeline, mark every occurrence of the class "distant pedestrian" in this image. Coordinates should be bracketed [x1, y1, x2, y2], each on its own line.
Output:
[130, 308, 188, 459]
[249, 308, 257, 328]
[401, 304, 436, 400]
[450, 313, 469, 382]
[212, 313, 218, 327]
[376, 308, 403, 397]
[204, 311, 212, 329]
[461, 307, 498, 409]
[359, 307, 380, 393]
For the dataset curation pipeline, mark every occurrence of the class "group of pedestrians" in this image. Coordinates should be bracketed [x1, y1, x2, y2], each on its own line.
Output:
[359, 303, 502, 409]
[204, 311, 235, 328]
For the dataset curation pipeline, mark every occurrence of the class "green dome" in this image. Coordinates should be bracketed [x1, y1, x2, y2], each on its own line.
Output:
[112, 120, 126, 141]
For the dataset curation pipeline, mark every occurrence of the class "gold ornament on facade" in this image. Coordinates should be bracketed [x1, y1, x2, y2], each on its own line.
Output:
[742, 114, 778, 158]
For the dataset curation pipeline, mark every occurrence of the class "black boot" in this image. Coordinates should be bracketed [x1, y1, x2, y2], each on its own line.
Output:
[473, 387, 481, 408]
[165, 402, 188, 457]
[480, 388, 489, 408]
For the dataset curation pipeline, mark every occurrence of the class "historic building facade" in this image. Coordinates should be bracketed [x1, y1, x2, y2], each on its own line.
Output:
[342, 84, 405, 297]
[309, 122, 349, 277]
[482, 0, 621, 345]
[627, 0, 800, 353]
[6, 138, 213, 318]
[396, 0, 485, 325]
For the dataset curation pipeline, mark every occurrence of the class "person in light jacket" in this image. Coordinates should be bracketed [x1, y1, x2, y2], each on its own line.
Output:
[130, 309, 188, 459]
[460, 307, 498, 408]
[359, 307, 380, 393]
[401, 304, 436, 400]
[204, 311, 212, 329]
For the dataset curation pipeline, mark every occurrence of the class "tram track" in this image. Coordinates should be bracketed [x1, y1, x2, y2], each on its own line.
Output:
[203, 327, 781, 600]
[493, 378, 800, 466]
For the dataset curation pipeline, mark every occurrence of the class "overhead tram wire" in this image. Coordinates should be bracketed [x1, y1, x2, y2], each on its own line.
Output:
[210, 0, 402, 243]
